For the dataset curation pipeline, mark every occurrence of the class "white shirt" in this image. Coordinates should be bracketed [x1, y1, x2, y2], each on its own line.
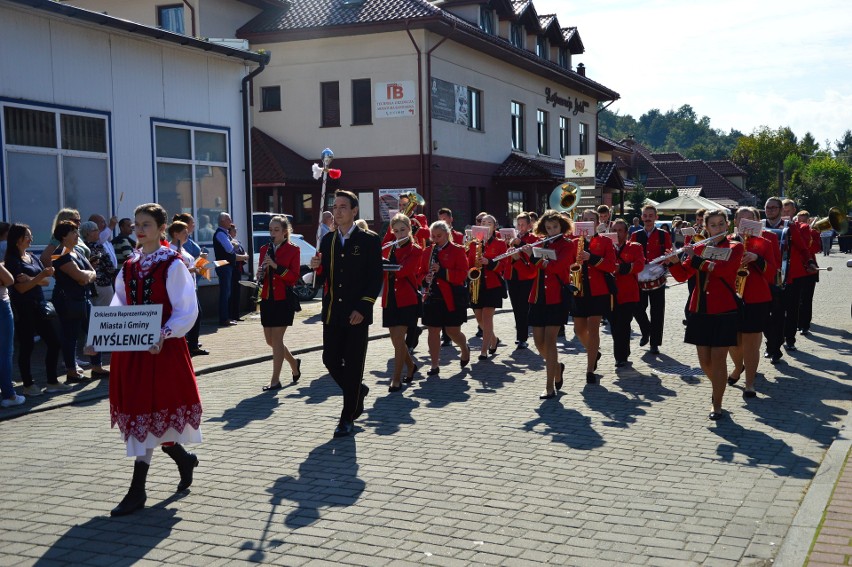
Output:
[98, 226, 118, 266]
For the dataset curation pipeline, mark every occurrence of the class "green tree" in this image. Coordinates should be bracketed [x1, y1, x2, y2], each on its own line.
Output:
[628, 185, 647, 219]
[835, 130, 852, 165]
[730, 126, 799, 202]
[789, 157, 852, 215]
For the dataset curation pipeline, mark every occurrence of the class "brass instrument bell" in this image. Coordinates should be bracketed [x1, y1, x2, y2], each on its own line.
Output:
[548, 181, 582, 214]
[812, 207, 848, 234]
[401, 191, 425, 217]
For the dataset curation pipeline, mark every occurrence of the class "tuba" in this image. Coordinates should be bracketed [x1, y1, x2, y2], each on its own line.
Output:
[400, 191, 425, 217]
[548, 181, 583, 215]
[812, 207, 848, 234]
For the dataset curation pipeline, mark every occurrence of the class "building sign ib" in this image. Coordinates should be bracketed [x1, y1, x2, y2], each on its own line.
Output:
[375, 81, 416, 118]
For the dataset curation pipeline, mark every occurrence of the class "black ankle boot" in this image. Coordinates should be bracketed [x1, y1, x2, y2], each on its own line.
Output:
[111, 461, 148, 517]
[161, 443, 199, 491]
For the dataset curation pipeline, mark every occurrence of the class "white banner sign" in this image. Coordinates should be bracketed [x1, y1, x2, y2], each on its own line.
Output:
[87, 305, 163, 352]
[375, 82, 416, 118]
[565, 154, 596, 185]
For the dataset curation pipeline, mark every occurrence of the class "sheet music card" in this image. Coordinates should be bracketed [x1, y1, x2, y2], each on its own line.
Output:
[532, 247, 557, 260]
[471, 226, 490, 241]
[499, 228, 517, 241]
[737, 218, 763, 238]
[574, 222, 595, 237]
[681, 227, 696, 237]
[700, 246, 732, 261]
[601, 232, 619, 245]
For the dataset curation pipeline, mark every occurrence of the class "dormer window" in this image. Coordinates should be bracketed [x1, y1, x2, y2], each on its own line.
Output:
[510, 23, 523, 48]
[479, 6, 494, 34]
[558, 47, 570, 69]
[536, 36, 548, 59]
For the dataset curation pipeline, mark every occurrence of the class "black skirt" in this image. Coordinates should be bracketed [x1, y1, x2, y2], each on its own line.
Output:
[528, 302, 568, 327]
[684, 311, 739, 347]
[740, 301, 770, 334]
[259, 298, 295, 328]
[383, 304, 420, 328]
[422, 295, 467, 328]
[470, 284, 504, 309]
[572, 294, 611, 318]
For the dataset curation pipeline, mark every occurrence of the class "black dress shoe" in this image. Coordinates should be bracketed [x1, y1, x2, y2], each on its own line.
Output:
[770, 353, 783, 364]
[708, 410, 725, 421]
[388, 384, 401, 393]
[427, 367, 440, 376]
[262, 382, 282, 391]
[586, 372, 597, 384]
[649, 346, 660, 355]
[219, 321, 237, 327]
[639, 335, 650, 347]
[353, 385, 370, 419]
[403, 364, 418, 383]
[460, 356, 470, 368]
[784, 343, 798, 352]
[292, 359, 302, 383]
[539, 390, 556, 400]
[615, 360, 628, 368]
[763, 351, 770, 359]
[516, 342, 528, 350]
[333, 421, 354, 437]
[478, 354, 489, 361]
[555, 363, 565, 391]
[190, 348, 210, 357]
[488, 339, 500, 355]
[743, 390, 757, 399]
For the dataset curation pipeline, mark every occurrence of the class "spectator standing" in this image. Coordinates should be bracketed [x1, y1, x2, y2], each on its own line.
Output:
[40, 209, 86, 268]
[172, 214, 206, 355]
[5, 224, 63, 395]
[228, 224, 247, 322]
[89, 214, 118, 268]
[213, 212, 247, 327]
[112, 218, 137, 266]
[1, 259, 25, 407]
[820, 228, 834, 256]
[628, 217, 642, 235]
[81, 221, 117, 307]
[317, 211, 334, 247]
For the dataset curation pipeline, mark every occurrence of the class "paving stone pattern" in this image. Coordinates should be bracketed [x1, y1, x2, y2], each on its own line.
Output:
[0, 253, 850, 566]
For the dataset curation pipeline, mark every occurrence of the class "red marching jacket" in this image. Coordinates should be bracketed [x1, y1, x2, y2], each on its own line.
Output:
[503, 232, 539, 281]
[258, 241, 300, 301]
[760, 229, 782, 286]
[630, 227, 672, 262]
[381, 240, 423, 308]
[785, 221, 812, 283]
[669, 239, 744, 314]
[422, 242, 468, 311]
[528, 236, 576, 305]
[466, 235, 508, 290]
[613, 241, 645, 305]
[736, 234, 776, 304]
[575, 234, 617, 298]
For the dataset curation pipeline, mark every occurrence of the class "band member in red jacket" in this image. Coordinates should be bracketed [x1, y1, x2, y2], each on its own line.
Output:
[629, 205, 672, 355]
[773, 199, 814, 355]
[573, 209, 616, 384]
[667, 209, 744, 420]
[382, 214, 423, 392]
[467, 214, 508, 360]
[421, 221, 471, 376]
[257, 215, 303, 391]
[795, 210, 822, 336]
[504, 213, 539, 349]
[437, 208, 465, 245]
[526, 211, 576, 400]
[609, 219, 646, 367]
[726, 207, 777, 398]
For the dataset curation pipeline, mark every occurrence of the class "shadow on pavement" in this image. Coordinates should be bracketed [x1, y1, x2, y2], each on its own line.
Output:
[522, 397, 605, 450]
[581, 383, 650, 428]
[285, 375, 336, 406]
[35, 493, 185, 566]
[363, 389, 420, 435]
[712, 417, 820, 478]
[614, 369, 678, 403]
[240, 437, 363, 561]
[206, 390, 281, 431]
[410, 371, 471, 408]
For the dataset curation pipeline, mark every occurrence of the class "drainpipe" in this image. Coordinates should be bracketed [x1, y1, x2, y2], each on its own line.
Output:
[181, 0, 196, 37]
[405, 23, 425, 203]
[241, 51, 270, 278]
[425, 21, 456, 219]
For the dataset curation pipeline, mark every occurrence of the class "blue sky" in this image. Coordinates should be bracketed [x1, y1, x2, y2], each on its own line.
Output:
[533, 0, 852, 149]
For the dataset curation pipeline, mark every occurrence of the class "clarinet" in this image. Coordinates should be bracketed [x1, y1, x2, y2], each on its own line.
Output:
[422, 245, 440, 300]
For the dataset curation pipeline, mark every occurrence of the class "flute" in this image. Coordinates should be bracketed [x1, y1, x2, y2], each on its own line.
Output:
[382, 236, 410, 250]
[492, 234, 561, 261]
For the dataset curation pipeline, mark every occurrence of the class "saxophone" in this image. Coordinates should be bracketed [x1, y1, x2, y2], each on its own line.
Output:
[468, 239, 483, 304]
[570, 235, 584, 296]
[735, 233, 750, 298]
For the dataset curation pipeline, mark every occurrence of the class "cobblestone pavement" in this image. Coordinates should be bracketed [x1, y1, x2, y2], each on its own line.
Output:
[0, 253, 850, 566]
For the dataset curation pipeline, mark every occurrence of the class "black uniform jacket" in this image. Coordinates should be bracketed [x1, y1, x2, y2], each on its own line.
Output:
[316, 225, 383, 326]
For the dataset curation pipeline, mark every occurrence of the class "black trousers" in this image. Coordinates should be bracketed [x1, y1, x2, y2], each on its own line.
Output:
[635, 287, 666, 347]
[186, 295, 202, 350]
[12, 301, 61, 386]
[507, 279, 533, 342]
[764, 287, 784, 355]
[610, 301, 639, 362]
[782, 279, 803, 346]
[798, 275, 817, 332]
[322, 322, 370, 422]
[229, 266, 243, 321]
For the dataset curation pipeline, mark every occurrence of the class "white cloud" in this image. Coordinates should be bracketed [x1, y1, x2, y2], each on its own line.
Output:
[529, 0, 852, 144]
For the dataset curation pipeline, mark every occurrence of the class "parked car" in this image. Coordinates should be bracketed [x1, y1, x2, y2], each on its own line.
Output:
[252, 232, 319, 301]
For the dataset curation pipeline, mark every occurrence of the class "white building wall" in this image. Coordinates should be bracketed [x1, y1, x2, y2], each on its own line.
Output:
[0, 1, 251, 232]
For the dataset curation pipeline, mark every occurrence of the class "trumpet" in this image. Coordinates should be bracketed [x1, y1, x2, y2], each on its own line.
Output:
[570, 235, 584, 296]
[492, 234, 561, 261]
[468, 239, 483, 304]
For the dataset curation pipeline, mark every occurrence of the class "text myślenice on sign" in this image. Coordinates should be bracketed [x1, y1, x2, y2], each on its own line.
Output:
[86, 305, 163, 352]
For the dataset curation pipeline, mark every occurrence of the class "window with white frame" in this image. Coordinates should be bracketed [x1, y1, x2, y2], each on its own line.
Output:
[507, 190, 524, 220]
[559, 116, 570, 158]
[511, 101, 524, 151]
[2, 102, 111, 244]
[153, 122, 229, 243]
[537, 109, 549, 155]
[579, 121, 589, 154]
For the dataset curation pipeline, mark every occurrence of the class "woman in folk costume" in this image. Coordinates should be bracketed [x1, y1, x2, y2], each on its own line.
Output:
[107, 203, 201, 516]
[381, 213, 424, 391]
[667, 209, 744, 421]
[466, 214, 508, 360]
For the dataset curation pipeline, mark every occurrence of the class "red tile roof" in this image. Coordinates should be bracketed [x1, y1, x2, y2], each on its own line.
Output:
[251, 127, 313, 185]
[652, 152, 685, 161]
[494, 152, 564, 179]
[706, 160, 747, 177]
[651, 160, 750, 202]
